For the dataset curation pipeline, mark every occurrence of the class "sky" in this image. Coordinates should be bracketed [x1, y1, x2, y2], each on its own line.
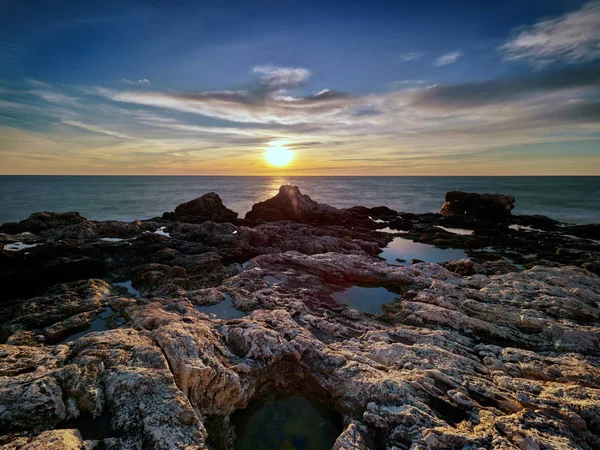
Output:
[0, 0, 599, 175]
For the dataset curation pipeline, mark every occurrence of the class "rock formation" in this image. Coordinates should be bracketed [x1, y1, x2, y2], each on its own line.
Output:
[1, 186, 599, 449]
[172, 192, 238, 222]
[440, 191, 515, 220]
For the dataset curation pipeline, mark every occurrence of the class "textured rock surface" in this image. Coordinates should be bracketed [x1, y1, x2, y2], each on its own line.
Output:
[440, 191, 515, 220]
[173, 192, 238, 222]
[1, 186, 599, 449]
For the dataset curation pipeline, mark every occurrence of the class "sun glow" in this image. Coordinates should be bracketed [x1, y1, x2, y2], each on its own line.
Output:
[265, 146, 293, 167]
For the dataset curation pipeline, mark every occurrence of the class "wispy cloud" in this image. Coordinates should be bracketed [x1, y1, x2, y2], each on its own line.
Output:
[390, 80, 428, 86]
[61, 120, 134, 139]
[1, 61, 599, 174]
[121, 78, 151, 85]
[501, 1, 600, 66]
[252, 65, 311, 90]
[399, 52, 424, 62]
[411, 67, 600, 109]
[433, 50, 463, 66]
[30, 91, 81, 107]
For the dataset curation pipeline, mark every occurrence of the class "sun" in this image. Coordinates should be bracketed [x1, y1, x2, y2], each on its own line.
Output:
[265, 146, 293, 167]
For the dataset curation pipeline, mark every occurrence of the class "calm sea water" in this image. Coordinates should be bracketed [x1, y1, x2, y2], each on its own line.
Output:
[0, 176, 598, 225]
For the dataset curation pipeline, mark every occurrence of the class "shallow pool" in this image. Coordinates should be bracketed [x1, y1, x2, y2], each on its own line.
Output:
[59, 307, 116, 344]
[232, 396, 342, 450]
[195, 293, 246, 320]
[381, 237, 467, 264]
[331, 286, 399, 314]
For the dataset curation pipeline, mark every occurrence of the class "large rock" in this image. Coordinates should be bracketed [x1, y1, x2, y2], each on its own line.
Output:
[0, 212, 91, 235]
[245, 185, 345, 223]
[440, 191, 515, 220]
[173, 193, 238, 222]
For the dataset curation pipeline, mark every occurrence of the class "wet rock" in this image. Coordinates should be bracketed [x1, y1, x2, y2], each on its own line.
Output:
[172, 192, 238, 223]
[440, 191, 515, 220]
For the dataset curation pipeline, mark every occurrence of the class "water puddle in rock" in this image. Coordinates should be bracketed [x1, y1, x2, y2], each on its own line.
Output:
[377, 227, 409, 234]
[381, 237, 467, 264]
[508, 224, 544, 233]
[331, 286, 399, 314]
[154, 226, 170, 237]
[60, 410, 119, 440]
[263, 275, 282, 286]
[435, 226, 474, 236]
[3, 242, 38, 251]
[114, 280, 141, 298]
[232, 396, 342, 450]
[59, 308, 116, 344]
[195, 293, 246, 320]
[99, 237, 125, 242]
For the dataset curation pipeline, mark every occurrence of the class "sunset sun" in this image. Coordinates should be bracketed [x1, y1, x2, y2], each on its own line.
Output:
[265, 147, 293, 167]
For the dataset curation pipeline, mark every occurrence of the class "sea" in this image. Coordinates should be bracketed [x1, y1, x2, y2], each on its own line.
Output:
[0, 176, 598, 225]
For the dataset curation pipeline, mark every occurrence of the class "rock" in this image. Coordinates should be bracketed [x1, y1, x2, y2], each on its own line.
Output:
[565, 223, 600, 240]
[173, 192, 238, 222]
[0, 212, 91, 235]
[1, 188, 600, 450]
[245, 185, 342, 223]
[332, 421, 370, 450]
[440, 191, 515, 220]
[1, 429, 84, 449]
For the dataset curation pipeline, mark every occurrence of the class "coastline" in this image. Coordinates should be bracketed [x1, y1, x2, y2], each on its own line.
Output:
[1, 186, 599, 449]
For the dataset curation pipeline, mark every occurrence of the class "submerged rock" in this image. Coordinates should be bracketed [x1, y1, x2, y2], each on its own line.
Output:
[440, 191, 515, 220]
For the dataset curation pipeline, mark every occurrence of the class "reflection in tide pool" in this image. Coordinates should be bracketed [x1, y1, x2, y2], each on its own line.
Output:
[232, 396, 342, 450]
[59, 308, 117, 344]
[114, 280, 140, 298]
[195, 293, 246, 320]
[381, 237, 467, 264]
[331, 286, 399, 314]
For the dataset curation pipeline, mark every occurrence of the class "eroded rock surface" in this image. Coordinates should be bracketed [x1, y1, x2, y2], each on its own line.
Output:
[1, 186, 599, 449]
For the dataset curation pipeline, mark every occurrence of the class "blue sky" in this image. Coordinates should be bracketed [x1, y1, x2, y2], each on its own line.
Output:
[0, 0, 599, 174]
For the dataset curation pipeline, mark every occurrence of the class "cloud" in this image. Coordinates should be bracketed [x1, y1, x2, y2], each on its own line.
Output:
[411, 67, 600, 109]
[122, 78, 151, 85]
[30, 91, 81, 107]
[103, 86, 353, 126]
[2, 63, 599, 175]
[433, 51, 463, 66]
[399, 52, 424, 62]
[390, 80, 428, 86]
[61, 120, 133, 139]
[252, 65, 311, 90]
[501, 1, 600, 66]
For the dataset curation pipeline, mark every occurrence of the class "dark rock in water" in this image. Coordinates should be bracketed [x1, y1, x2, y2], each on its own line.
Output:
[0, 212, 90, 234]
[440, 191, 515, 220]
[245, 185, 342, 223]
[510, 214, 561, 231]
[244, 185, 386, 226]
[565, 223, 600, 240]
[172, 192, 238, 222]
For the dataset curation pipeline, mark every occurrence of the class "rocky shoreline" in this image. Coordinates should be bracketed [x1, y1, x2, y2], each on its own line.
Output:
[1, 186, 599, 449]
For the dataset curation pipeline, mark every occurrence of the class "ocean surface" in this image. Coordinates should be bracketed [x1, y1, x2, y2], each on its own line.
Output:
[0, 176, 598, 225]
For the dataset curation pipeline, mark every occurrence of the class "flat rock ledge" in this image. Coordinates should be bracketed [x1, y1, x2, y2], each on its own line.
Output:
[1, 186, 599, 450]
